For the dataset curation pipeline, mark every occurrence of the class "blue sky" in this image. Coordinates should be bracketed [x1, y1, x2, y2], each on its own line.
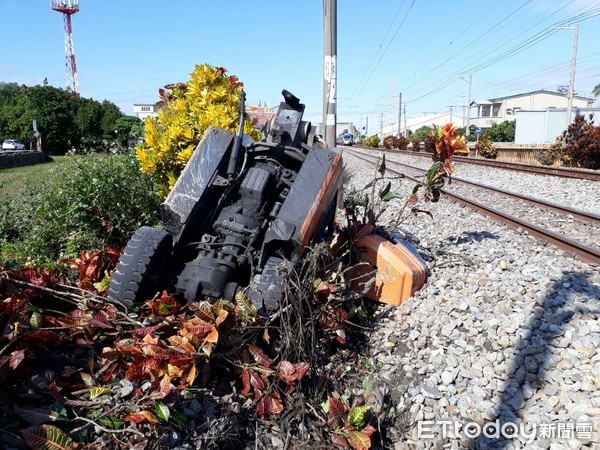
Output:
[1, 0, 599, 131]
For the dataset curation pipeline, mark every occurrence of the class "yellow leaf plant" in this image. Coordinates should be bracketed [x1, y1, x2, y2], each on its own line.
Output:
[136, 64, 261, 196]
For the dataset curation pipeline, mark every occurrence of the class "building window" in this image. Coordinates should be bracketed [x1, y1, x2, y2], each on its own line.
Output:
[492, 104, 500, 117]
[141, 106, 151, 112]
[481, 105, 491, 117]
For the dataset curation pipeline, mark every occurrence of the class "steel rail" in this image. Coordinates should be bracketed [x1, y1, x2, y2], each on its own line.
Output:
[344, 149, 600, 265]
[351, 146, 600, 181]
[347, 149, 599, 225]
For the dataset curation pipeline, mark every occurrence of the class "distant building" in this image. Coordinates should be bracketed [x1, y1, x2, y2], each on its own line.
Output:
[133, 103, 159, 120]
[470, 90, 595, 129]
[381, 112, 462, 138]
[514, 107, 600, 144]
[246, 101, 277, 127]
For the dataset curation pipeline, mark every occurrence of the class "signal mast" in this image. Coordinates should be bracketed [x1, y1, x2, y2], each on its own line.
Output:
[50, 0, 80, 97]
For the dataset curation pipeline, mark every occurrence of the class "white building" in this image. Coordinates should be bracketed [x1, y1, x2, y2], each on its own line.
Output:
[381, 112, 465, 138]
[133, 103, 159, 120]
[471, 90, 595, 129]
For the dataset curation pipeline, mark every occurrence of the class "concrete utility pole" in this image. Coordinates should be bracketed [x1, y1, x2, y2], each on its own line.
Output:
[323, 0, 337, 148]
[567, 25, 579, 129]
[397, 93, 402, 137]
[365, 116, 369, 137]
[379, 113, 384, 140]
[455, 74, 473, 136]
[448, 105, 453, 124]
[553, 24, 579, 129]
[403, 103, 407, 137]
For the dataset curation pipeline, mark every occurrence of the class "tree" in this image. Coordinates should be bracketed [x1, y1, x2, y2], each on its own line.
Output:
[410, 126, 434, 142]
[593, 83, 600, 97]
[487, 120, 515, 142]
[13, 86, 79, 154]
[100, 100, 123, 138]
[0, 83, 125, 154]
[75, 97, 104, 146]
[114, 115, 144, 147]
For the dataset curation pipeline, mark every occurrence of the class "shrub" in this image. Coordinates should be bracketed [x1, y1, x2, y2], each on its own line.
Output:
[487, 120, 515, 142]
[555, 114, 600, 170]
[474, 134, 497, 159]
[0, 154, 162, 268]
[396, 135, 409, 150]
[423, 134, 437, 154]
[534, 145, 562, 166]
[363, 135, 380, 148]
[136, 64, 262, 196]
[383, 135, 398, 149]
[383, 135, 409, 150]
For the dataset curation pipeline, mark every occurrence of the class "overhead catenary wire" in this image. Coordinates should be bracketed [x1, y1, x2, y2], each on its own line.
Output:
[402, 0, 600, 106]
[352, 0, 417, 103]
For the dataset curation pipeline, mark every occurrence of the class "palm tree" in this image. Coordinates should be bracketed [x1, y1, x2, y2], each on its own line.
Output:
[593, 83, 600, 97]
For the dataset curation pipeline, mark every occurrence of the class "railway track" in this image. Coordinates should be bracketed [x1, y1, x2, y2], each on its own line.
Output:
[343, 147, 600, 265]
[352, 146, 600, 181]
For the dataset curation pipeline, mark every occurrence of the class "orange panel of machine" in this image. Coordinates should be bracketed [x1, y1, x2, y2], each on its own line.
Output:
[347, 234, 428, 306]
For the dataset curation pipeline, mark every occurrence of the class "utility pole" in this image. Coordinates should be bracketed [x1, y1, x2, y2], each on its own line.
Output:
[323, 0, 337, 148]
[553, 24, 579, 129]
[397, 93, 402, 137]
[365, 116, 369, 137]
[379, 113, 384, 140]
[455, 74, 473, 136]
[448, 105, 453, 124]
[566, 25, 579, 129]
[403, 104, 407, 138]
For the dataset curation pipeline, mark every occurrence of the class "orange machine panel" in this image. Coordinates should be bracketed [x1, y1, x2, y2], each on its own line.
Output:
[347, 234, 428, 306]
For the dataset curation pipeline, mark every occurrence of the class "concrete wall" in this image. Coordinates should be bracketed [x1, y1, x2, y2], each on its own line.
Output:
[0, 151, 51, 169]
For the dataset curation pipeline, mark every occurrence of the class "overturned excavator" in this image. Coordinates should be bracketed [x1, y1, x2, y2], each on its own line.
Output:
[108, 90, 343, 313]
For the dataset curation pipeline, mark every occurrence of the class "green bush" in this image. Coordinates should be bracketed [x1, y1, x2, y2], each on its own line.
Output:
[0, 153, 162, 268]
[363, 135, 380, 148]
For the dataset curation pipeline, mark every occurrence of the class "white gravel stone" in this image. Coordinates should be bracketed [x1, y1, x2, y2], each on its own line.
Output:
[341, 150, 600, 445]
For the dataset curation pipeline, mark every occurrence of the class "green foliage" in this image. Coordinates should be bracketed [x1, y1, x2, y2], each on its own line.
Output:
[136, 64, 261, 196]
[0, 154, 161, 268]
[593, 83, 600, 97]
[363, 135, 380, 148]
[474, 134, 497, 159]
[486, 120, 515, 142]
[114, 115, 144, 147]
[554, 114, 600, 170]
[410, 125, 434, 142]
[0, 82, 125, 154]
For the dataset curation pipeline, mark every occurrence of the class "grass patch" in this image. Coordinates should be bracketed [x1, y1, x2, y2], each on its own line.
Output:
[0, 156, 66, 197]
[0, 153, 162, 268]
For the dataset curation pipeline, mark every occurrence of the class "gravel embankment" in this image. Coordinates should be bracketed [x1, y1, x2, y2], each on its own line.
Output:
[342, 152, 600, 450]
[370, 151, 599, 215]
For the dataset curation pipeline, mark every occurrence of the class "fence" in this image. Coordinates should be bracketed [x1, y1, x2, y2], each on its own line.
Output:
[468, 144, 552, 165]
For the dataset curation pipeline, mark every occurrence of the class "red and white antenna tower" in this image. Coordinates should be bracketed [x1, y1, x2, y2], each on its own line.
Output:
[50, 0, 80, 97]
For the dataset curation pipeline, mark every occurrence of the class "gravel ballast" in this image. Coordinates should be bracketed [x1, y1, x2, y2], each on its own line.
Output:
[342, 151, 600, 450]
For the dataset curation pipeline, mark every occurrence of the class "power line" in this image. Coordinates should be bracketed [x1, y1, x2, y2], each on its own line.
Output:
[349, 0, 407, 102]
[352, 0, 417, 103]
